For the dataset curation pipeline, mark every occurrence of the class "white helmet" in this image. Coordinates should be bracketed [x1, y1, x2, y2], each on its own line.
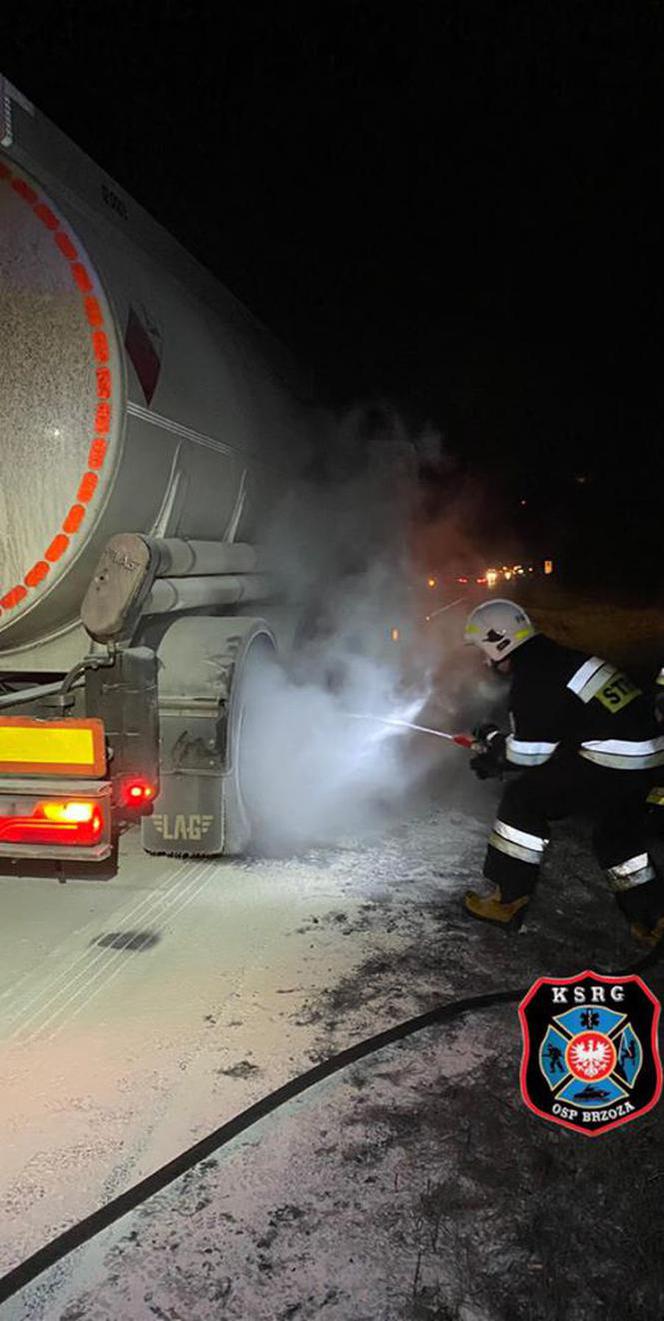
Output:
[464, 599, 536, 663]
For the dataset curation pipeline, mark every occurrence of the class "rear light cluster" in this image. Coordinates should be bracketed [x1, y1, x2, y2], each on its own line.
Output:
[118, 779, 157, 812]
[0, 800, 103, 847]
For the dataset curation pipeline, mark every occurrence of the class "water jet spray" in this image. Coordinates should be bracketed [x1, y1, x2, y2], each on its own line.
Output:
[346, 713, 473, 747]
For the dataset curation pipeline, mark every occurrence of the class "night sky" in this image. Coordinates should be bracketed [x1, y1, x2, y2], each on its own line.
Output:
[4, 3, 663, 588]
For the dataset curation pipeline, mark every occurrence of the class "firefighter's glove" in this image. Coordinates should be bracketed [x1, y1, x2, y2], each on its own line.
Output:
[469, 729, 506, 780]
[471, 722, 502, 754]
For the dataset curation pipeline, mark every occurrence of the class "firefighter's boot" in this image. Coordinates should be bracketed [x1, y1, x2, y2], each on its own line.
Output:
[630, 915, 664, 949]
[464, 884, 530, 930]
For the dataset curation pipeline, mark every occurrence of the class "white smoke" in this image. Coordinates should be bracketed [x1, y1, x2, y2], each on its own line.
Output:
[238, 403, 498, 853]
[240, 645, 428, 852]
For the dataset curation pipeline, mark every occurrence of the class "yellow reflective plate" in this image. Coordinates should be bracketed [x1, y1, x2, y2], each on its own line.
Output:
[0, 718, 106, 776]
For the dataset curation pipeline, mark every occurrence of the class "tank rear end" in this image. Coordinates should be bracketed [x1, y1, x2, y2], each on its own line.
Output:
[0, 155, 123, 652]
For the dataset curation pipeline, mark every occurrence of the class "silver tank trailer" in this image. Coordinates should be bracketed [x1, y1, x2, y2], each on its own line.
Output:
[0, 77, 315, 671]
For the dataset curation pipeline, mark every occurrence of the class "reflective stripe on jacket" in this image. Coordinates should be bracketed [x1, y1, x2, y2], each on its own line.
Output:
[579, 737, 664, 770]
[505, 736, 560, 767]
[507, 636, 663, 772]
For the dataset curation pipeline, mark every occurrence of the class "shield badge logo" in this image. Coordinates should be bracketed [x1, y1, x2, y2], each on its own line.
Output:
[519, 971, 662, 1136]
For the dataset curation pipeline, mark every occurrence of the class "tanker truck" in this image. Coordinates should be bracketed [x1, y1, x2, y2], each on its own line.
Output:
[0, 75, 325, 874]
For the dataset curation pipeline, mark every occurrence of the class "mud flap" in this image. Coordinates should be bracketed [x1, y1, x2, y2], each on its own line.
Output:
[139, 615, 275, 856]
[142, 765, 252, 856]
[142, 771, 224, 856]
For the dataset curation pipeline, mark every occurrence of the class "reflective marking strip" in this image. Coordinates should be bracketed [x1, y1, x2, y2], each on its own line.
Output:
[0, 162, 112, 613]
[657, 669, 664, 688]
[506, 735, 559, 766]
[611, 852, 649, 877]
[647, 787, 664, 806]
[493, 819, 549, 853]
[579, 737, 664, 770]
[0, 718, 106, 776]
[568, 658, 616, 704]
[583, 738, 664, 755]
[567, 656, 605, 696]
[578, 663, 618, 703]
[488, 831, 542, 865]
[514, 626, 534, 641]
[606, 854, 656, 891]
[0, 727, 94, 765]
[581, 750, 664, 770]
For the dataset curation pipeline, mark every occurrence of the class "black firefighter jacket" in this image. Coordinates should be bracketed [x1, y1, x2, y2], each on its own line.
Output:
[504, 635, 664, 773]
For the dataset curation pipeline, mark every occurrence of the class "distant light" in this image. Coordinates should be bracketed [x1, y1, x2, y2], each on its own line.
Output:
[544, 559, 554, 575]
[486, 569, 498, 588]
[504, 570, 512, 581]
[575, 474, 588, 485]
[427, 576, 437, 589]
[390, 627, 400, 642]
[520, 499, 527, 507]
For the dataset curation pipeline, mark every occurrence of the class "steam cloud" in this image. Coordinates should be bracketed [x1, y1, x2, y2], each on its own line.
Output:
[239, 404, 500, 853]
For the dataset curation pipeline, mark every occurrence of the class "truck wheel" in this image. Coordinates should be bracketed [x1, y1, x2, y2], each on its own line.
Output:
[222, 631, 276, 854]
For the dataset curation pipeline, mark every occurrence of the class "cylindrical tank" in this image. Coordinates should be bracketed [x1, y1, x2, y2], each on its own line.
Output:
[0, 115, 316, 662]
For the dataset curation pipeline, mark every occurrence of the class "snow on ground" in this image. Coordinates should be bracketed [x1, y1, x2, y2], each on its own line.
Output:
[1, 765, 663, 1320]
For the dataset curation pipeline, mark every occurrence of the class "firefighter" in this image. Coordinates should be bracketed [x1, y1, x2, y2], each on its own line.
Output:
[463, 599, 664, 946]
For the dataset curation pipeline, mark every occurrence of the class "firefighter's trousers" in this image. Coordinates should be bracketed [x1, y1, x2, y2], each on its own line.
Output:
[484, 755, 664, 926]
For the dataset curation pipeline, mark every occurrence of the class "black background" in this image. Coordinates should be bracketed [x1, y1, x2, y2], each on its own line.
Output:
[3, 2, 663, 587]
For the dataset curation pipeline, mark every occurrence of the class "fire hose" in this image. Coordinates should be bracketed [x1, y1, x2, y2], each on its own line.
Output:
[0, 722, 662, 1307]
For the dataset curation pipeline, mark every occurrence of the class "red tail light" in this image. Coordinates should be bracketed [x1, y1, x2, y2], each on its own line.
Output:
[0, 800, 104, 847]
[119, 779, 157, 810]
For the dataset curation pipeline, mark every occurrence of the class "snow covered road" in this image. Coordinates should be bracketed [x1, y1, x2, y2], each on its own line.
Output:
[0, 775, 489, 1269]
[1, 772, 660, 1321]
